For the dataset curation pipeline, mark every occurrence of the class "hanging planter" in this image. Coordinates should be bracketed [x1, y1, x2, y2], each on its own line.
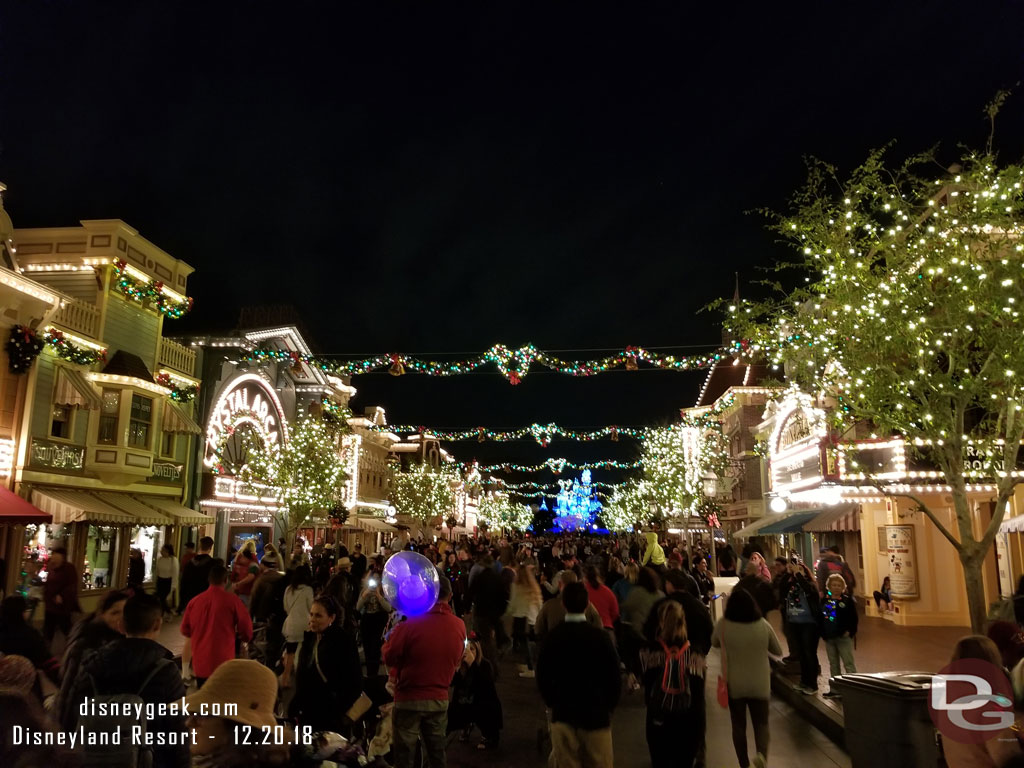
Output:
[6, 325, 44, 374]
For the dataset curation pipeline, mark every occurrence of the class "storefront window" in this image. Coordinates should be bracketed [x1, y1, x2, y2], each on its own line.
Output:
[128, 394, 153, 449]
[130, 525, 164, 582]
[83, 525, 119, 590]
[99, 389, 121, 444]
[50, 404, 73, 439]
[21, 524, 71, 610]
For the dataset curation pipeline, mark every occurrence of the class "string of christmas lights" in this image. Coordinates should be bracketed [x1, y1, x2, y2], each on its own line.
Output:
[43, 329, 107, 366]
[242, 341, 744, 385]
[483, 478, 623, 492]
[373, 422, 648, 445]
[112, 260, 194, 319]
[458, 457, 643, 474]
[154, 373, 200, 403]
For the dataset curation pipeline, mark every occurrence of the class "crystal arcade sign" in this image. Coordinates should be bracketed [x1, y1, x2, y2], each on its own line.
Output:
[203, 373, 289, 473]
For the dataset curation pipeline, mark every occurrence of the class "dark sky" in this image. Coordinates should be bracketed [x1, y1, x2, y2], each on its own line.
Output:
[2, 1, 1023, 484]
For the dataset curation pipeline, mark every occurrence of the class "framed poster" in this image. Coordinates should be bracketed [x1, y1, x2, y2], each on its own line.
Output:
[885, 525, 919, 598]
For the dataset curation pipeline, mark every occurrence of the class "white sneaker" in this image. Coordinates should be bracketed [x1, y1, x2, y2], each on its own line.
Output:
[519, 670, 536, 679]
[752, 753, 766, 768]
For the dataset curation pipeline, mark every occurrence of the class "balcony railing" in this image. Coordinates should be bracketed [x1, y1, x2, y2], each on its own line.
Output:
[158, 338, 196, 377]
[51, 297, 100, 339]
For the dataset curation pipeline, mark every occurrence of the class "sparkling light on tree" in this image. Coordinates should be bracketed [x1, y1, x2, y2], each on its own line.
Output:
[389, 462, 458, 525]
[724, 103, 1024, 630]
[477, 492, 534, 532]
[641, 421, 730, 528]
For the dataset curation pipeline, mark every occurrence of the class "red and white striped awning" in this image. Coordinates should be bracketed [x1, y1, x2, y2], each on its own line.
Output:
[802, 505, 861, 533]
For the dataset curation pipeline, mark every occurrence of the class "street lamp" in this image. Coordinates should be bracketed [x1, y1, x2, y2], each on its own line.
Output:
[769, 495, 788, 514]
[702, 471, 718, 498]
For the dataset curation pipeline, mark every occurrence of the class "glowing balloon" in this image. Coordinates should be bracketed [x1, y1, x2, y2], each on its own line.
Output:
[382, 551, 440, 617]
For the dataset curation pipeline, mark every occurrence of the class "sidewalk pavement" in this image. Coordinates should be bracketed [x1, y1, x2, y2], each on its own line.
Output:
[766, 609, 970, 744]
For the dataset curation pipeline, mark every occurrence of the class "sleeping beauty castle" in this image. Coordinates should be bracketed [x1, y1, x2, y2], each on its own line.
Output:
[548, 470, 603, 532]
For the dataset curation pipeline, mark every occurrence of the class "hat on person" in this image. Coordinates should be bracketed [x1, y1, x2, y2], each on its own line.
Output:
[0, 655, 36, 694]
[337, 557, 352, 569]
[185, 659, 278, 729]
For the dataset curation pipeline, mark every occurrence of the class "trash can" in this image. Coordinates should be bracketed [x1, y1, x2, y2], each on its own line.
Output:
[831, 672, 940, 768]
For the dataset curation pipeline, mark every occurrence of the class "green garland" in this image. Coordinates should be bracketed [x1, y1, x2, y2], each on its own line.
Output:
[155, 373, 199, 402]
[112, 260, 194, 319]
[43, 330, 106, 366]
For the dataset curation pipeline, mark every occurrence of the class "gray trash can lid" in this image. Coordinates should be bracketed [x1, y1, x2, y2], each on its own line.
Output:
[832, 671, 934, 696]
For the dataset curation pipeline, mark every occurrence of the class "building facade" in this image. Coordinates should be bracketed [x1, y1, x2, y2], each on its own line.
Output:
[9, 217, 207, 613]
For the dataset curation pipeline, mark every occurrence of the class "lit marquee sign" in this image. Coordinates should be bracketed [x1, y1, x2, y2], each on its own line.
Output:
[767, 389, 830, 494]
[203, 373, 289, 472]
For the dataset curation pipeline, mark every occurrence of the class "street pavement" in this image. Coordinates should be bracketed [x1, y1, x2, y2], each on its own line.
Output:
[149, 610, 971, 767]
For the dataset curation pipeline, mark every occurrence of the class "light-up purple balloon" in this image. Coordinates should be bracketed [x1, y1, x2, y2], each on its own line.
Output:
[382, 550, 440, 617]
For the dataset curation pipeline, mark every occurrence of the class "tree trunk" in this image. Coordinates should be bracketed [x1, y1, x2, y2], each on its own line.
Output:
[961, 549, 990, 633]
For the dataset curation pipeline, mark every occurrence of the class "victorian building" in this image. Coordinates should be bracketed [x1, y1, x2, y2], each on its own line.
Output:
[7, 215, 206, 613]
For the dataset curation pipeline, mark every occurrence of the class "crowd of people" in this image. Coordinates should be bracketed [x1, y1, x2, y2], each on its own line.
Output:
[9, 527, 1022, 768]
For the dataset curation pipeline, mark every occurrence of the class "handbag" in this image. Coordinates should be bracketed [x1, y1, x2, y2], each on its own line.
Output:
[717, 623, 729, 708]
[314, 639, 372, 722]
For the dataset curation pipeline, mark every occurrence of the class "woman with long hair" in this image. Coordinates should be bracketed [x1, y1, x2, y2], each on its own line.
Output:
[640, 601, 705, 768]
[874, 576, 894, 612]
[447, 638, 504, 750]
[779, 557, 822, 694]
[614, 562, 640, 604]
[280, 565, 314, 688]
[713, 587, 782, 768]
[942, 635, 1021, 768]
[507, 564, 542, 678]
[288, 596, 362, 735]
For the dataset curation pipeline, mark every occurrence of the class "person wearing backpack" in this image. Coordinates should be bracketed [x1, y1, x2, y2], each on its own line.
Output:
[712, 587, 782, 768]
[640, 600, 705, 768]
[68, 593, 188, 768]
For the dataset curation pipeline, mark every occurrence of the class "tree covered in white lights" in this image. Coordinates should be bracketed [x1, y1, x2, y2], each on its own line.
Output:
[601, 479, 656, 532]
[725, 105, 1024, 630]
[389, 461, 457, 525]
[240, 412, 349, 547]
[641, 421, 731, 529]
[477, 493, 534, 532]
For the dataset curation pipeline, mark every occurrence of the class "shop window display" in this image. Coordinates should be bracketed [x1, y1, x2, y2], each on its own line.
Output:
[83, 525, 118, 589]
[130, 525, 164, 583]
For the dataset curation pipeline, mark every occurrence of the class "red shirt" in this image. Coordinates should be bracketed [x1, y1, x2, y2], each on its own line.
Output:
[382, 602, 466, 702]
[585, 582, 620, 629]
[180, 585, 253, 678]
[230, 554, 259, 596]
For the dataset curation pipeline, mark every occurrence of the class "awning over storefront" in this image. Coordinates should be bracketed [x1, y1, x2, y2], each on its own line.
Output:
[802, 505, 861, 533]
[31, 488, 135, 525]
[1000, 515, 1024, 533]
[94, 492, 173, 526]
[53, 367, 101, 410]
[733, 514, 790, 538]
[162, 401, 202, 434]
[0, 486, 52, 524]
[351, 515, 398, 532]
[132, 495, 214, 525]
[758, 511, 822, 535]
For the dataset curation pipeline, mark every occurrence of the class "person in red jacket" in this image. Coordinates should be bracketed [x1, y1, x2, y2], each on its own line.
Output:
[383, 572, 467, 768]
[181, 562, 253, 687]
[42, 547, 80, 648]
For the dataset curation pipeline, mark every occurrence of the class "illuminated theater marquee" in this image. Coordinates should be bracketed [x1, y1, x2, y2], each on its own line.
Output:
[204, 373, 290, 470]
[768, 390, 829, 494]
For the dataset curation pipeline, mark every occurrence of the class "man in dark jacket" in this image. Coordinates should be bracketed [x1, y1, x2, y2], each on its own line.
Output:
[42, 546, 80, 648]
[537, 582, 620, 768]
[815, 546, 857, 596]
[467, 555, 509, 665]
[56, 589, 128, 728]
[178, 535, 215, 611]
[68, 594, 188, 768]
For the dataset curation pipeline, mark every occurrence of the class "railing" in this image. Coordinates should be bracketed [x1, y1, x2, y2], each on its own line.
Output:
[158, 337, 196, 377]
[51, 297, 100, 339]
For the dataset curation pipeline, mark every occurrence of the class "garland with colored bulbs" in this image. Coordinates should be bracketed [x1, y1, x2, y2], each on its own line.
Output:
[112, 260, 194, 319]
[458, 457, 643, 474]
[376, 422, 647, 445]
[241, 341, 744, 385]
[43, 329, 106, 366]
[155, 373, 199, 403]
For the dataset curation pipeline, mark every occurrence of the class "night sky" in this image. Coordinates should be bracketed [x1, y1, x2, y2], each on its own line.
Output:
[2, 1, 1023, 483]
